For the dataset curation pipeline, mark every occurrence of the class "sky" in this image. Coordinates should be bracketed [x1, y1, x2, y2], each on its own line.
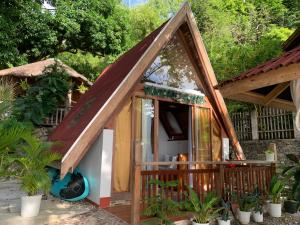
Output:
[123, 0, 148, 7]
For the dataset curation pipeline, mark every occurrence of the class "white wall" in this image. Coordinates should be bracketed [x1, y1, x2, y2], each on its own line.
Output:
[99, 129, 114, 199]
[78, 129, 114, 204]
[158, 122, 188, 161]
[78, 133, 102, 204]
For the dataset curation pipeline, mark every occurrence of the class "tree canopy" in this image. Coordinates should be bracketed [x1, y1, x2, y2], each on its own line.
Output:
[0, 0, 299, 85]
[0, 0, 129, 69]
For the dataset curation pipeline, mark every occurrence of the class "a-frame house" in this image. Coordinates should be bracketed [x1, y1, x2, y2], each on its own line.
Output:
[49, 3, 245, 222]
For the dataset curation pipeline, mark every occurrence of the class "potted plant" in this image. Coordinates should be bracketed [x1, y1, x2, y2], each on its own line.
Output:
[268, 176, 284, 217]
[218, 199, 231, 225]
[282, 154, 300, 214]
[265, 148, 275, 161]
[143, 179, 180, 225]
[185, 187, 221, 225]
[238, 194, 255, 224]
[283, 189, 298, 214]
[252, 187, 264, 222]
[15, 134, 61, 217]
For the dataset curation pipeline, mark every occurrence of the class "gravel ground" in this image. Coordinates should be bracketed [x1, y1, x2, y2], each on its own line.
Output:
[52, 208, 129, 225]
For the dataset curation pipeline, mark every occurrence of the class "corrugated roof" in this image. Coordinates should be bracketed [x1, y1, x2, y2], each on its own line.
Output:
[0, 59, 92, 85]
[218, 45, 300, 87]
[49, 22, 166, 156]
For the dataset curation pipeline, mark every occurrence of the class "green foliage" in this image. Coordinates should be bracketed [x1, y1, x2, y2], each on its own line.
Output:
[0, 79, 15, 119]
[143, 179, 180, 225]
[269, 176, 284, 204]
[252, 187, 264, 213]
[77, 83, 89, 94]
[58, 51, 115, 82]
[14, 62, 70, 125]
[220, 199, 230, 221]
[238, 193, 256, 212]
[185, 187, 221, 223]
[0, 119, 31, 177]
[14, 134, 61, 196]
[282, 154, 300, 202]
[0, 0, 130, 68]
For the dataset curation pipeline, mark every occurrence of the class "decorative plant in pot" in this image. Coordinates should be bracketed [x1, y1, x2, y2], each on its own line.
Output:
[252, 187, 264, 223]
[218, 199, 231, 225]
[14, 134, 61, 217]
[237, 194, 255, 225]
[268, 175, 284, 217]
[143, 179, 180, 225]
[185, 187, 221, 225]
[265, 148, 275, 162]
[282, 153, 300, 214]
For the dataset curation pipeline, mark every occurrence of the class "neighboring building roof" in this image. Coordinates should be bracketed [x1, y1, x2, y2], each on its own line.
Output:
[218, 45, 300, 87]
[0, 59, 92, 85]
[283, 27, 300, 51]
[50, 2, 244, 178]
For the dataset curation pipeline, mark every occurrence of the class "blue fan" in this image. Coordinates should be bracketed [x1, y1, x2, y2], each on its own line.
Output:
[48, 167, 89, 202]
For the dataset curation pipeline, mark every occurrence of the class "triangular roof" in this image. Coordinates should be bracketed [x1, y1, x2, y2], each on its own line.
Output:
[0, 59, 92, 85]
[49, 2, 244, 178]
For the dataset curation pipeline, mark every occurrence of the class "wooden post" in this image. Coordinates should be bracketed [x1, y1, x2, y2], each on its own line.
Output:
[153, 99, 159, 165]
[131, 96, 141, 225]
[131, 141, 141, 225]
[293, 112, 300, 139]
[219, 164, 224, 197]
[250, 109, 259, 140]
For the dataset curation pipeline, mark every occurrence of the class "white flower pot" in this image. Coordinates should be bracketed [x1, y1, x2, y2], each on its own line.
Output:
[21, 195, 42, 217]
[253, 211, 263, 222]
[192, 221, 209, 225]
[265, 152, 275, 161]
[269, 203, 282, 217]
[238, 211, 251, 224]
[218, 219, 230, 225]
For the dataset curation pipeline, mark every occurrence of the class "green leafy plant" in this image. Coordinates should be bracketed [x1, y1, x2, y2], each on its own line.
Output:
[0, 119, 30, 177]
[238, 194, 255, 212]
[220, 199, 230, 221]
[265, 148, 274, 154]
[14, 134, 61, 196]
[185, 187, 221, 223]
[269, 176, 284, 204]
[282, 154, 300, 202]
[19, 79, 30, 91]
[0, 78, 15, 119]
[143, 179, 180, 225]
[14, 62, 70, 125]
[252, 187, 264, 213]
[76, 83, 89, 94]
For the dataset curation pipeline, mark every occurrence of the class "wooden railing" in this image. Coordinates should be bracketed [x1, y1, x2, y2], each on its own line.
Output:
[42, 107, 70, 127]
[140, 161, 276, 205]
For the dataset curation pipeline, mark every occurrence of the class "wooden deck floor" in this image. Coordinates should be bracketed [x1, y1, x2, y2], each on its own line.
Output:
[105, 204, 132, 223]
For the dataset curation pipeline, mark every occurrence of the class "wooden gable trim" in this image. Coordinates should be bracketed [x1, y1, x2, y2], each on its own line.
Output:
[227, 91, 295, 111]
[219, 63, 300, 97]
[185, 6, 245, 159]
[263, 82, 290, 106]
[59, 2, 190, 178]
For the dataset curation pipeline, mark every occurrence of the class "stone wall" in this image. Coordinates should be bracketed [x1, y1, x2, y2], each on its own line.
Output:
[239, 139, 300, 164]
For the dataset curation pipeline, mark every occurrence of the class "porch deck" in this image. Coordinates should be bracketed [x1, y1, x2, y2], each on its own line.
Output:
[128, 160, 276, 224]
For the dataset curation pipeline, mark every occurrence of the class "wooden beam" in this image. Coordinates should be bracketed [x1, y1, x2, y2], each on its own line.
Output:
[131, 97, 141, 225]
[263, 82, 290, 106]
[153, 99, 159, 164]
[227, 91, 296, 111]
[59, 2, 190, 178]
[185, 7, 245, 160]
[220, 63, 300, 97]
